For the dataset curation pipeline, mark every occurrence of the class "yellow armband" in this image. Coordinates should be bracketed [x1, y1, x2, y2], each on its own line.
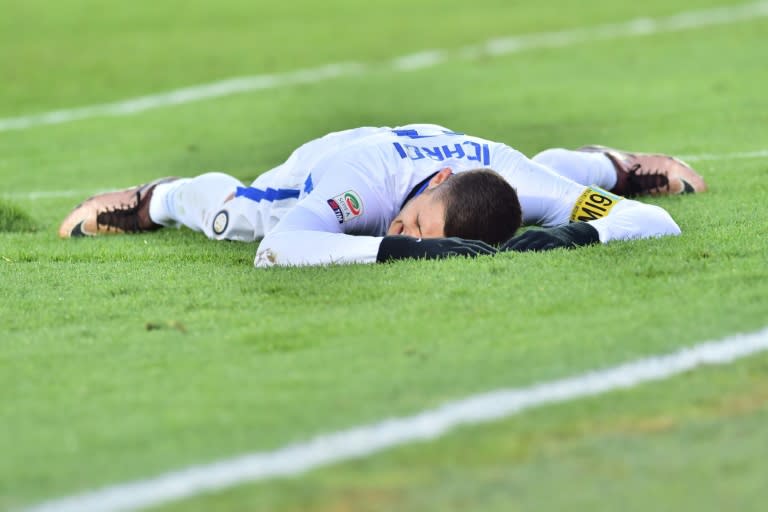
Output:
[570, 186, 623, 223]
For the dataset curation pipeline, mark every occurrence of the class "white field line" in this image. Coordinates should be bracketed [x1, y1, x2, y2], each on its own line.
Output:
[680, 149, 768, 162]
[2, 1, 768, 133]
[2, 148, 765, 202]
[23, 325, 768, 512]
[2, 190, 96, 200]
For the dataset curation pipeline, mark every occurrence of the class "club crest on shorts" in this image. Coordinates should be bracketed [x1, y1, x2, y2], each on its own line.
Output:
[212, 210, 229, 235]
[327, 190, 363, 223]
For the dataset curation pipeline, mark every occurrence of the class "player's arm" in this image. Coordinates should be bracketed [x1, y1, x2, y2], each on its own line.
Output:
[254, 160, 494, 268]
[256, 227, 382, 267]
[257, 225, 495, 267]
[253, 183, 380, 267]
[487, 146, 680, 252]
[587, 196, 681, 242]
[501, 188, 680, 252]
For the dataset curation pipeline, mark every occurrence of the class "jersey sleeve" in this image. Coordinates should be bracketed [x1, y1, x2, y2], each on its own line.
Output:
[490, 145, 681, 241]
[587, 199, 681, 243]
[489, 145, 584, 228]
[254, 158, 394, 268]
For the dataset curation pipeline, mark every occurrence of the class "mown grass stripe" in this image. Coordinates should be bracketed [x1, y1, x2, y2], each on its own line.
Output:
[24, 326, 768, 512]
[2, 1, 767, 133]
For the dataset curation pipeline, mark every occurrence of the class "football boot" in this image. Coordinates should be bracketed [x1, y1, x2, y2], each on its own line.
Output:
[578, 145, 707, 197]
[58, 177, 177, 238]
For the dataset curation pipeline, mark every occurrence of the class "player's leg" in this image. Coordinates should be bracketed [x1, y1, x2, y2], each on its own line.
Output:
[532, 147, 707, 196]
[58, 127, 391, 239]
[532, 149, 618, 190]
[145, 130, 383, 239]
[149, 172, 263, 241]
[58, 172, 264, 241]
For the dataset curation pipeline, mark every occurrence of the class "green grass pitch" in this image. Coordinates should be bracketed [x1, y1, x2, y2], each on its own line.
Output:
[1, 0, 767, 510]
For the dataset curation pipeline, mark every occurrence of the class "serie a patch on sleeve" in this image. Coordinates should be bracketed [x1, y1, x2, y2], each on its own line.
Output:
[570, 186, 623, 222]
[327, 190, 363, 223]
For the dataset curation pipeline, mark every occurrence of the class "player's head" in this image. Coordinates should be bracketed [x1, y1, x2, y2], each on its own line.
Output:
[387, 168, 521, 244]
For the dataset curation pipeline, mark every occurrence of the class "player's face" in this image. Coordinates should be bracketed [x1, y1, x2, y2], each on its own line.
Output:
[387, 192, 446, 239]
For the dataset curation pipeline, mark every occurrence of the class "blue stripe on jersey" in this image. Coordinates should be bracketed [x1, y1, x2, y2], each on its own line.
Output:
[235, 186, 300, 202]
[303, 174, 314, 194]
[392, 128, 464, 138]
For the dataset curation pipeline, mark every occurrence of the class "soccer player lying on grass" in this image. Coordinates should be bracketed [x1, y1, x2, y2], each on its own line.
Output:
[58, 124, 707, 267]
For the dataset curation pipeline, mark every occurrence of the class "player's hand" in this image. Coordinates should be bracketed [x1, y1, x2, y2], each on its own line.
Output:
[500, 222, 600, 252]
[377, 236, 497, 262]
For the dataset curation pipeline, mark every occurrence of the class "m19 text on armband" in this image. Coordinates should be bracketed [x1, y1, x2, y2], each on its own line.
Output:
[393, 141, 491, 165]
[569, 186, 622, 223]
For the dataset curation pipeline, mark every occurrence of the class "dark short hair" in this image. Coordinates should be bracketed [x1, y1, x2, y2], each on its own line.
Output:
[433, 169, 521, 245]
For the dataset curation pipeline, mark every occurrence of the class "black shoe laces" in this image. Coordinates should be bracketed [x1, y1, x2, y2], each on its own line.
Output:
[96, 192, 143, 233]
[626, 163, 670, 196]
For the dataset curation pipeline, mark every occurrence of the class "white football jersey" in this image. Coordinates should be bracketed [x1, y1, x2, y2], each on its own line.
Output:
[150, 123, 680, 267]
[247, 124, 589, 267]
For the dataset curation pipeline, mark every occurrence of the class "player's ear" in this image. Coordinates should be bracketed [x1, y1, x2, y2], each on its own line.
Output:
[426, 167, 453, 189]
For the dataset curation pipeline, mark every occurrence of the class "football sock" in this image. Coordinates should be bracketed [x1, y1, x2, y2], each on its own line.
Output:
[148, 178, 190, 227]
[532, 148, 618, 190]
